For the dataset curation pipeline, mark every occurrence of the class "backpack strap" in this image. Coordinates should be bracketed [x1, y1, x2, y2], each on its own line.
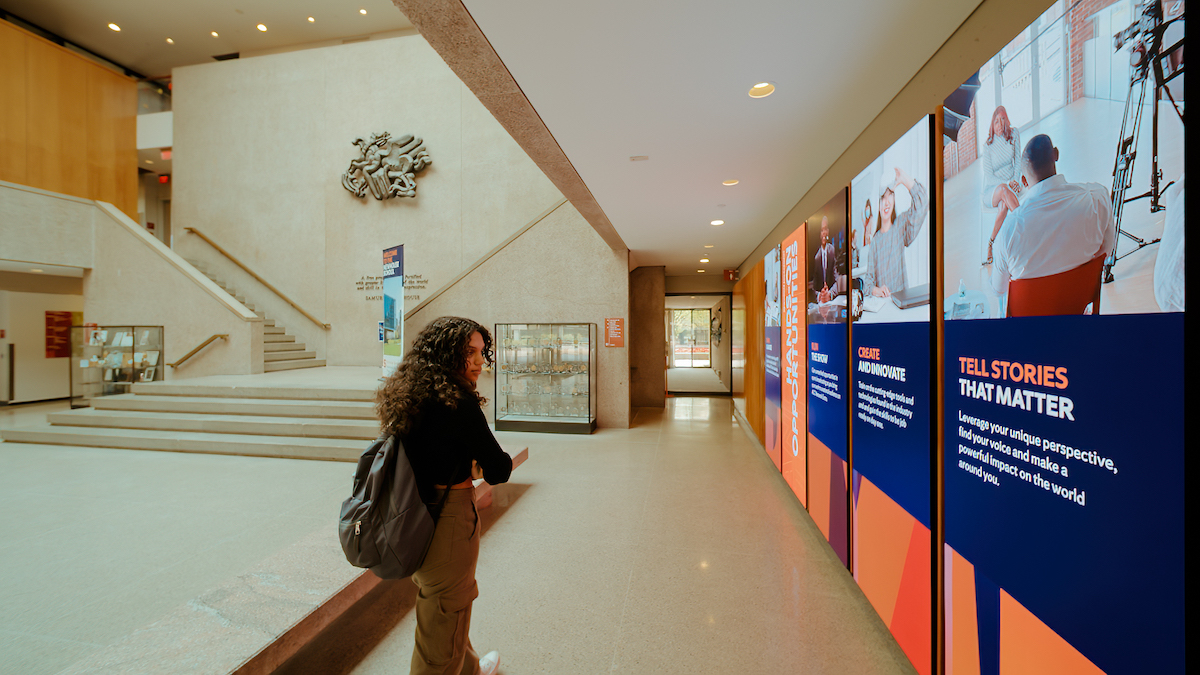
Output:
[428, 460, 460, 521]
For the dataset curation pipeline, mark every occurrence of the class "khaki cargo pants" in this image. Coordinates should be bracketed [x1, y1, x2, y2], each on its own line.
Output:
[410, 487, 482, 675]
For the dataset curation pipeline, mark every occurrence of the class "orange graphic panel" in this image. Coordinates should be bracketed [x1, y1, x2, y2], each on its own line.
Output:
[948, 545, 980, 675]
[807, 433, 831, 539]
[1000, 590, 1104, 675]
[890, 521, 931, 675]
[854, 476, 913, 622]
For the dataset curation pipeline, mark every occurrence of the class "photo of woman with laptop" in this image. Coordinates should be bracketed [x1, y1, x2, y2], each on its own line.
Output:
[850, 117, 932, 324]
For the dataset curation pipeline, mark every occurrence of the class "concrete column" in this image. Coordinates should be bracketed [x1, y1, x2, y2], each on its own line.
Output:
[628, 266, 665, 408]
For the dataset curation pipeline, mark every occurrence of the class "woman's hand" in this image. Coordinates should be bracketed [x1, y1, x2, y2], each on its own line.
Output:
[894, 167, 915, 191]
[470, 460, 483, 480]
[872, 285, 891, 298]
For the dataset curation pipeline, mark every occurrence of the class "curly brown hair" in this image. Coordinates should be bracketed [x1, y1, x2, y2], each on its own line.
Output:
[375, 316, 493, 437]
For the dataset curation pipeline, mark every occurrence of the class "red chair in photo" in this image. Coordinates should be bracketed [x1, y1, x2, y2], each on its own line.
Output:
[1006, 255, 1105, 317]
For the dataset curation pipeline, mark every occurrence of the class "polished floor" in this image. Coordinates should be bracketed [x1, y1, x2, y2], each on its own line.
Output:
[343, 397, 913, 675]
[0, 395, 914, 674]
[665, 366, 728, 393]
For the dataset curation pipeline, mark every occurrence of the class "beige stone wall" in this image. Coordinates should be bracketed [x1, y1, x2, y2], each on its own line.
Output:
[171, 34, 564, 367]
[406, 203, 630, 428]
[83, 204, 262, 380]
[0, 181, 96, 269]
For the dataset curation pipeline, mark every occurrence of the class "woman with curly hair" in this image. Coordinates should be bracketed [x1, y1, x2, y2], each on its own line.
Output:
[377, 316, 512, 675]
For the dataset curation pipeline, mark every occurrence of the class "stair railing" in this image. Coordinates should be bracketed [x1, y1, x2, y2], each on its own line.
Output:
[168, 334, 228, 368]
[185, 227, 331, 329]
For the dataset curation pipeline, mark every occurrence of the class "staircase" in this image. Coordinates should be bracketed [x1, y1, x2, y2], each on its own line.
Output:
[0, 379, 377, 461]
[187, 260, 325, 372]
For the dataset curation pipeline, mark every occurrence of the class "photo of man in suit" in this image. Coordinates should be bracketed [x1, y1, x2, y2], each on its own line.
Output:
[812, 216, 837, 303]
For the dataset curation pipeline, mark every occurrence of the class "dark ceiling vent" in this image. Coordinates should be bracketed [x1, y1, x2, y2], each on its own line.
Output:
[212, 52, 240, 61]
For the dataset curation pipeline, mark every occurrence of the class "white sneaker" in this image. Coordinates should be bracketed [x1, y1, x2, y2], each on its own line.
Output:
[479, 650, 500, 675]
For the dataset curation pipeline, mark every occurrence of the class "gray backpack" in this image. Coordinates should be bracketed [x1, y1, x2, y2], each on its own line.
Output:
[338, 434, 449, 579]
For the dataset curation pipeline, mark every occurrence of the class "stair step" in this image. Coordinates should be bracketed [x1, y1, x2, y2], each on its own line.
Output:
[0, 423, 363, 461]
[264, 334, 296, 343]
[263, 319, 276, 327]
[264, 342, 305, 353]
[264, 326, 285, 335]
[264, 359, 327, 373]
[131, 382, 373, 401]
[92, 394, 375, 418]
[45, 409, 378, 440]
[265, 350, 316, 363]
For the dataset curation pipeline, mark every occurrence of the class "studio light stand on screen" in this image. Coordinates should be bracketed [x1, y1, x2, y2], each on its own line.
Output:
[1105, 0, 1185, 283]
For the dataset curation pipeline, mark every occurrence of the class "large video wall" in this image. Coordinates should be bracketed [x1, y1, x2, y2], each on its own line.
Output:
[745, 2, 1185, 672]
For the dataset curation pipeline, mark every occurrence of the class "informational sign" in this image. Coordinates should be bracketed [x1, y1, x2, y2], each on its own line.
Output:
[849, 116, 933, 675]
[381, 245, 404, 378]
[604, 318, 624, 347]
[940, 3, 1184, 671]
[781, 225, 807, 505]
[44, 311, 76, 359]
[764, 246, 782, 471]
[805, 188, 850, 567]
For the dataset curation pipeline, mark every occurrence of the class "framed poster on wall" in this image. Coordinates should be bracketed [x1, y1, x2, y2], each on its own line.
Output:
[849, 114, 934, 675]
[805, 188, 850, 568]
[781, 224, 808, 506]
[940, 2, 1185, 672]
[764, 245, 783, 471]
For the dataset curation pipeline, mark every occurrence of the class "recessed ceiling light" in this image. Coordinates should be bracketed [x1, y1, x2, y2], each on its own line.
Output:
[108, 23, 121, 32]
[166, 37, 174, 44]
[308, 16, 315, 22]
[704, 244, 714, 248]
[211, 31, 219, 37]
[749, 82, 776, 98]
[722, 179, 738, 186]
[30, 269, 44, 273]
[711, 220, 724, 226]
[360, 8, 367, 14]
[145, 159, 154, 164]
[700, 258, 710, 263]
[257, 23, 268, 32]
[697, 269, 706, 273]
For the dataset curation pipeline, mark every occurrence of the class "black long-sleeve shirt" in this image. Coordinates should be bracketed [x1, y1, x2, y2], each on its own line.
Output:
[401, 392, 512, 504]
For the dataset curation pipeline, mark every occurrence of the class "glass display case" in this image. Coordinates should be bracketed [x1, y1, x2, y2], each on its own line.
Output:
[494, 323, 596, 434]
[69, 325, 164, 408]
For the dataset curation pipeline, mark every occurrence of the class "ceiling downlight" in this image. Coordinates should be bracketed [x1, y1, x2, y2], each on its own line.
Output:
[749, 81, 776, 98]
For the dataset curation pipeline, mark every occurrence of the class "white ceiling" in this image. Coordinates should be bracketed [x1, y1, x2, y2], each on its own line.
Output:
[1, 0, 411, 77]
[459, 0, 983, 276]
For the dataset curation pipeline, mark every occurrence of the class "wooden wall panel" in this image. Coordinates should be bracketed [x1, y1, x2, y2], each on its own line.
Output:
[0, 22, 28, 184]
[25, 38, 90, 198]
[1, 21, 136, 219]
[740, 259, 766, 445]
[87, 66, 138, 217]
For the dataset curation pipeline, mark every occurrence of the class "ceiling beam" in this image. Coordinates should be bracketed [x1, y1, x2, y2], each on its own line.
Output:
[391, 0, 628, 253]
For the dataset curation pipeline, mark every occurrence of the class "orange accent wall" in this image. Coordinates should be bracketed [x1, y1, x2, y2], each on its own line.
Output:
[0, 20, 137, 219]
[735, 259, 766, 445]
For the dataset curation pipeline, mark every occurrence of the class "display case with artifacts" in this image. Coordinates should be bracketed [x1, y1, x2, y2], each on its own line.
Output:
[69, 325, 164, 408]
[494, 323, 596, 433]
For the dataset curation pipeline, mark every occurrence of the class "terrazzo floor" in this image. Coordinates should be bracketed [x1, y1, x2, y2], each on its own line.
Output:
[318, 397, 914, 675]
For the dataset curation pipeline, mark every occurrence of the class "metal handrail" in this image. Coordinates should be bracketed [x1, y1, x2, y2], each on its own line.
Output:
[168, 334, 228, 368]
[185, 227, 331, 329]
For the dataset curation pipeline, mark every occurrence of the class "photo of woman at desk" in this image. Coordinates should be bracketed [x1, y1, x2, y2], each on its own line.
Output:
[850, 118, 932, 324]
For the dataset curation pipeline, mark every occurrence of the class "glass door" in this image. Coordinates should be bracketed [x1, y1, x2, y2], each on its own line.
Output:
[668, 309, 711, 368]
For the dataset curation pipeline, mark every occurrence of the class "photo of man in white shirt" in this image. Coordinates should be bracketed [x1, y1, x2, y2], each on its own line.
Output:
[990, 134, 1116, 304]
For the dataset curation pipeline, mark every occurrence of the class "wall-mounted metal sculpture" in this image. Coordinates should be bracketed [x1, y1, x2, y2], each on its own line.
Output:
[341, 132, 432, 200]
